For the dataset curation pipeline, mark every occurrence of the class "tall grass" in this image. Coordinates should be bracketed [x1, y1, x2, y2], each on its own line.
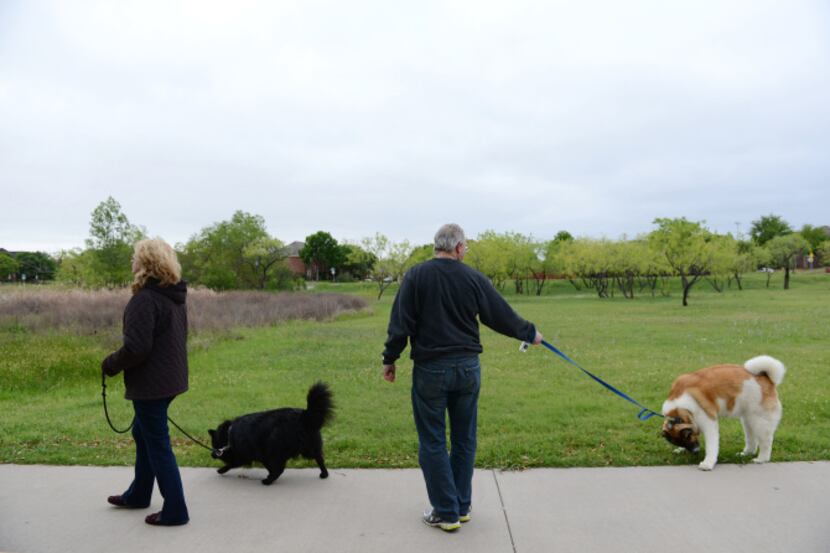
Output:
[0, 287, 368, 335]
[187, 290, 368, 331]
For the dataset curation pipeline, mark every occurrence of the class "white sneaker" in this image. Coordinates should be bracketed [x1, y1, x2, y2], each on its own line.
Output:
[423, 509, 461, 532]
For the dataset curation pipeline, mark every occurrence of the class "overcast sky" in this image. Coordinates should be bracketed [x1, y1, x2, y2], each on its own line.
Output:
[2, 0, 828, 254]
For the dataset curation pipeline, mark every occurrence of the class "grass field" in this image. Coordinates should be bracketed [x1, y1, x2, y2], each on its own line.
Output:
[1, 271, 828, 469]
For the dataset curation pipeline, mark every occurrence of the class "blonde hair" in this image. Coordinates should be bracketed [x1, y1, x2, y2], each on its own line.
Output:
[131, 238, 182, 294]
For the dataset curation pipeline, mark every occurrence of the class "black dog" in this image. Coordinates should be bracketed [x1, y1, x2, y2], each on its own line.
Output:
[208, 381, 334, 485]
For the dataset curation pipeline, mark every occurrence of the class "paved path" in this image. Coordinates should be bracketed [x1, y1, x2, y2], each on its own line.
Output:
[1, 462, 828, 553]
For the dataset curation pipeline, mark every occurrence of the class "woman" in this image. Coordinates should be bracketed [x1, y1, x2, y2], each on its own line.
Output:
[102, 238, 190, 526]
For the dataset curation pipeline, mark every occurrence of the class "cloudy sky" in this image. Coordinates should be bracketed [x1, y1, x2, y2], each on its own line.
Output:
[2, 0, 828, 253]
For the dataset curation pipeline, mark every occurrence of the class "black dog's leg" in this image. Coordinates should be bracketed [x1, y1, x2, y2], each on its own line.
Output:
[262, 459, 286, 485]
[315, 455, 329, 479]
[217, 461, 243, 475]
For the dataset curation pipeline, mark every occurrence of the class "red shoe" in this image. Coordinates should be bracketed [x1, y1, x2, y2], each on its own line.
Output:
[107, 495, 149, 509]
[145, 512, 189, 526]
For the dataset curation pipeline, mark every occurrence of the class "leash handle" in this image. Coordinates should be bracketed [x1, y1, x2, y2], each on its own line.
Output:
[539, 340, 664, 421]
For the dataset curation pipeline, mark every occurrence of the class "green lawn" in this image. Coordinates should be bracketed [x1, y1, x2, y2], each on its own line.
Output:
[1, 272, 828, 469]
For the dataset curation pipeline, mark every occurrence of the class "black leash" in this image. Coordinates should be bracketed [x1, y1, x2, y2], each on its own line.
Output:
[166, 417, 215, 452]
[101, 373, 216, 453]
[102, 373, 134, 433]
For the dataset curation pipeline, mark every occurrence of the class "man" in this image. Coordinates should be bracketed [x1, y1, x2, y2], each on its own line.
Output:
[382, 223, 543, 532]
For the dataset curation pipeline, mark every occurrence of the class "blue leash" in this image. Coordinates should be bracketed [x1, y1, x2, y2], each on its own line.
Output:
[539, 340, 663, 421]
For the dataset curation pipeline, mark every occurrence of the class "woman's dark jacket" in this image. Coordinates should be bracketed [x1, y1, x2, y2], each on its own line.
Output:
[102, 279, 189, 400]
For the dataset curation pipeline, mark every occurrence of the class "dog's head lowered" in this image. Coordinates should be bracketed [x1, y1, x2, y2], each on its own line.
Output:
[662, 408, 700, 453]
[208, 420, 232, 459]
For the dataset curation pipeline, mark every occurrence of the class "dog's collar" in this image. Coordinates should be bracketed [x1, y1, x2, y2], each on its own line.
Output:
[214, 424, 233, 458]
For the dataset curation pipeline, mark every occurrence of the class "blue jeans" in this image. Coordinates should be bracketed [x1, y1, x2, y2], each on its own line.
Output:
[121, 397, 189, 523]
[411, 355, 481, 522]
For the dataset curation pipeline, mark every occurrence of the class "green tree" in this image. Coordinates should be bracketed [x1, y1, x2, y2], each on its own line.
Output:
[750, 214, 792, 246]
[546, 235, 584, 291]
[554, 230, 574, 242]
[86, 197, 145, 287]
[704, 234, 738, 293]
[766, 233, 810, 289]
[405, 244, 434, 271]
[182, 211, 272, 290]
[561, 238, 614, 298]
[14, 252, 57, 281]
[818, 240, 830, 267]
[799, 224, 829, 258]
[637, 238, 673, 296]
[242, 236, 288, 289]
[649, 218, 715, 306]
[55, 249, 98, 287]
[531, 239, 563, 296]
[607, 239, 652, 299]
[0, 252, 19, 281]
[500, 232, 536, 294]
[465, 230, 510, 290]
[362, 233, 413, 299]
[300, 231, 346, 281]
[339, 243, 378, 281]
[729, 240, 763, 290]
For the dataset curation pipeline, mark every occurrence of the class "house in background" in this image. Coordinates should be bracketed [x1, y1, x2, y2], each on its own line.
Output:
[283, 241, 310, 278]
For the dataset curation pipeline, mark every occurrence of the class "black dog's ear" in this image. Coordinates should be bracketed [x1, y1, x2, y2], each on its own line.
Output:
[208, 429, 215, 437]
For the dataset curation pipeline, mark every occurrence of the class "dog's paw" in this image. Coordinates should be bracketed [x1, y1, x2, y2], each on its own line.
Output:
[217, 466, 230, 474]
[697, 460, 715, 471]
[261, 478, 275, 485]
[319, 471, 329, 479]
[752, 457, 769, 464]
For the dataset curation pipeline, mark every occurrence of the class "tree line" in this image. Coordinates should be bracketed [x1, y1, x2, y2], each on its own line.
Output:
[3, 198, 827, 307]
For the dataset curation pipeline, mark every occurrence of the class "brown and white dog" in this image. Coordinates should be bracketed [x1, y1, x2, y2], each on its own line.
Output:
[661, 355, 786, 471]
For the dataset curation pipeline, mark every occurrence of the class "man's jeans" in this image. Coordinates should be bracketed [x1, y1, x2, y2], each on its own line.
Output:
[121, 396, 189, 524]
[412, 354, 481, 522]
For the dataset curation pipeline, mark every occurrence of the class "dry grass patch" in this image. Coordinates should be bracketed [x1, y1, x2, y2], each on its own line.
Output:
[0, 287, 369, 335]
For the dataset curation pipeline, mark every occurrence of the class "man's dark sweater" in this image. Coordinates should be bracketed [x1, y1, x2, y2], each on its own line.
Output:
[103, 279, 189, 400]
[383, 258, 536, 364]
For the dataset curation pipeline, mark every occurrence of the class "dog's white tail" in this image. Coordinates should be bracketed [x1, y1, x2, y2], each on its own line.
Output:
[744, 355, 786, 386]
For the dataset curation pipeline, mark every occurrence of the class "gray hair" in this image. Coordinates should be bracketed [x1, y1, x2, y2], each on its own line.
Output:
[434, 223, 466, 254]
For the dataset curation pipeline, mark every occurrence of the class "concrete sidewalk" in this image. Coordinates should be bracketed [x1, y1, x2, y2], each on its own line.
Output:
[1, 462, 828, 553]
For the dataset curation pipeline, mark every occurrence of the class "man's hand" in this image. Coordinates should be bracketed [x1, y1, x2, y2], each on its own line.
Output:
[532, 331, 543, 345]
[383, 364, 397, 383]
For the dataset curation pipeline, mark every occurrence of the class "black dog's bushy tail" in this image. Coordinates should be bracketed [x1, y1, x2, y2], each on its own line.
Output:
[301, 381, 334, 431]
